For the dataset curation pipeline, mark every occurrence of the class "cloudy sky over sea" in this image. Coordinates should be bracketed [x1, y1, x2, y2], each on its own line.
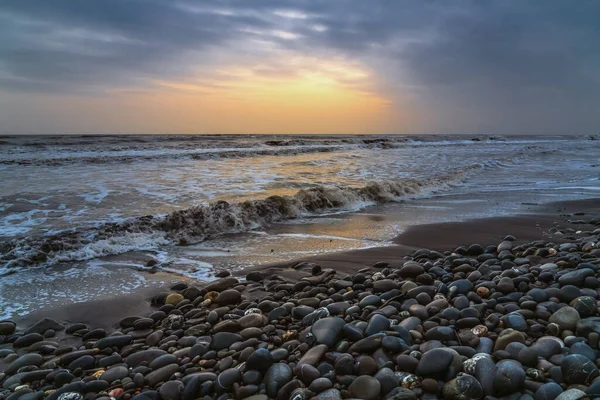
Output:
[1, 0, 599, 134]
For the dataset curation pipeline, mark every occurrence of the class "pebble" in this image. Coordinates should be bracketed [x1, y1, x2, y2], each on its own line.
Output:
[1, 229, 600, 400]
[348, 375, 381, 400]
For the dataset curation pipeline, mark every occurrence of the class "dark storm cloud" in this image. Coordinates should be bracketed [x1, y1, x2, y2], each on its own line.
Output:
[0, 0, 599, 132]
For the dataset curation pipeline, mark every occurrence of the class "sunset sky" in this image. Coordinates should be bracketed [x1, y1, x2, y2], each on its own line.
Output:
[1, 0, 599, 134]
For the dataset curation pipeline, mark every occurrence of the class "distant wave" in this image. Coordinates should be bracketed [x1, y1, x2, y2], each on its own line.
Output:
[0, 164, 482, 271]
[0, 135, 568, 166]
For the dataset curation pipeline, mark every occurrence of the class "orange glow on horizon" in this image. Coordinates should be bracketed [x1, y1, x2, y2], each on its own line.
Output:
[0, 57, 417, 134]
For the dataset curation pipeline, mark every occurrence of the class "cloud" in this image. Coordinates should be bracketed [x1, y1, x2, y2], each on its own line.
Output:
[0, 0, 599, 133]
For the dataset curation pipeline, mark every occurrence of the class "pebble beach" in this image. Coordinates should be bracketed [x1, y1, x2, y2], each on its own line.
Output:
[2, 199, 600, 400]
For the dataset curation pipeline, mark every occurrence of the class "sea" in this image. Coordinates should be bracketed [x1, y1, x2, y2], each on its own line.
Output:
[1, 134, 599, 318]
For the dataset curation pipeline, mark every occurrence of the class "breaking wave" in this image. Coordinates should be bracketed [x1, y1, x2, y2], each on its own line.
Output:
[0, 165, 481, 271]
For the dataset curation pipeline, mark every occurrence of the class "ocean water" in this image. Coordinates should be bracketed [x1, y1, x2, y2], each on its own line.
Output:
[1, 134, 599, 318]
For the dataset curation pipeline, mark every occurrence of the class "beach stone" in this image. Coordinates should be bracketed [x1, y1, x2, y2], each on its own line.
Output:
[424, 326, 456, 342]
[204, 277, 238, 292]
[348, 375, 381, 400]
[246, 348, 274, 372]
[474, 356, 496, 397]
[165, 293, 184, 306]
[297, 344, 328, 367]
[561, 354, 599, 385]
[238, 313, 267, 329]
[494, 360, 526, 395]
[494, 329, 525, 351]
[448, 279, 473, 294]
[504, 313, 528, 332]
[554, 389, 587, 400]
[211, 332, 242, 350]
[0, 321, 16, 335]
[570, 296, 596, 318]
[145, 364, 180, 387]
[264, 363, 293, 398]
[569, 342, 596, 361]
[100, 366, 129, 383]
[297, 364, 320, 385]
[374, 367, 399, 395]
[366, 314, 390, 336]
[373, 279, 400, 291]
[13, 333, 44, 348]
[416, 348, 461, 380]
[359, 295, 381, 308]
[534, 382, 563, 400]
[312, 317, 345, 348]
[159, 380, 183, 400]
[216, 368, 241, 390]
[443, 374, 483, 400]
[497, 277, 515, 293]
[24, 318, 64, 335]
[314, 389, 342, 400]
[558, 269, 593, 287]
[215, 289, 241, 305]
[309, 377, 333, 393]
[57, 393, 83, 400]
[384, 387, 418, 400]
[5, 354, 44, 374]
[576, 317, 600, 337]
[125, 349, 168, 367]
[95, 334, 133, 350]
[549, 307, 580, 331]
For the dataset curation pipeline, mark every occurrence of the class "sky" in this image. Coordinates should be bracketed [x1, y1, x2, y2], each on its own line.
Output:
[0, 0, 599, 135]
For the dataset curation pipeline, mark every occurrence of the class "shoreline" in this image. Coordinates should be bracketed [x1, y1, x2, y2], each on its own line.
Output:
[1, 196, 599, 399]
[10, 197, 599, 331]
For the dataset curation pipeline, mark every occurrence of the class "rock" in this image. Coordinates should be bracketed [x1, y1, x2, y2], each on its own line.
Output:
[246, 348, 274, 372]
[215, 289, 241, 305]
[494, 360, 526, 395]
[415, 348, 461, 380]
[312, 317, 346, 348]
[264, 363, 293, 398]
[558, 269, 593, 287]
[373, 279, 400, 292]
[494, 329, 525, 351]
[535, 382, 563, 400]
[100, 366, 129, 383]
[549, 307, 581, 331]
[23, 318, 65, 335]
[13, 333, 44, 348]
[314, 389, 342, 400]
[424, 326, 456, 342]
[204, 277, 238, 292]
[297, 344, 328, 367]
[474, 356, 496, 397]
[309, 377, 333, 393]
[374, 367, 399, 395]
[238, 313, 267, 329]
[5, 354, 44, 375]
[211, 332, 242, 350]
[125, 349, 168, 367]
[216, 368, 241, 390]
[348, 375, 381, 400]
[366, 314, 391, 336]
[443, 374, 483, 400]
[159, 380, 183, 400]
[0, 321, 16, 335]
[554, 389, 587, 400]
[561, 354, 599, 385]
[570, 296, 596, 318]
[95, 334, 134, 350]
[145, 364, 180, 387]
[165, 293, 184, 305]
